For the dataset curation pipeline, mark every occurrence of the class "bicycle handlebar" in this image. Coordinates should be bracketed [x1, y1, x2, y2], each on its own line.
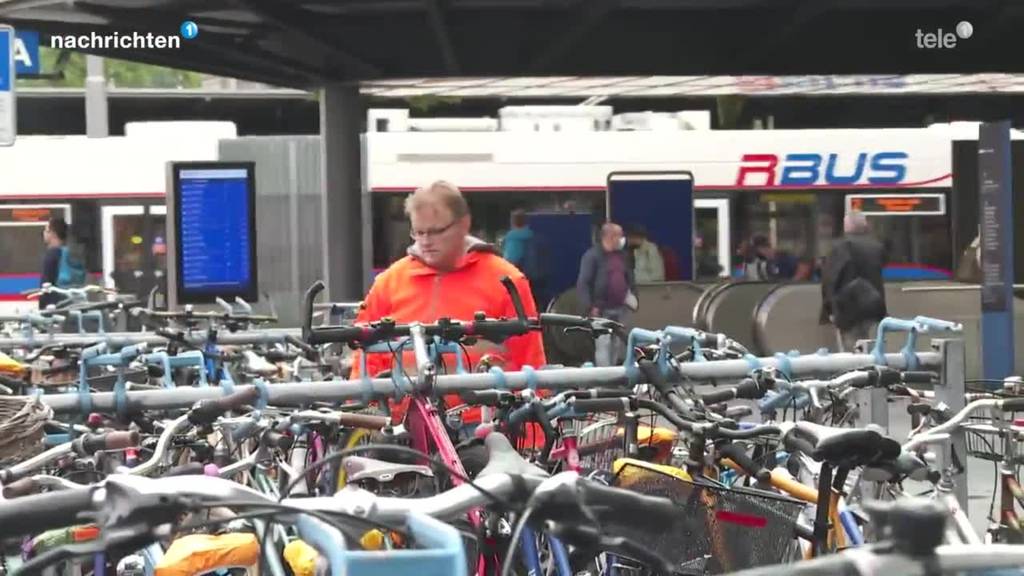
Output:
[188, 388, 261, 426]
[0, 487, 94, 540]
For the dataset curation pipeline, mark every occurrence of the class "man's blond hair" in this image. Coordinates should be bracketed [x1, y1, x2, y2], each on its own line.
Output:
[404, 180, 470, 219]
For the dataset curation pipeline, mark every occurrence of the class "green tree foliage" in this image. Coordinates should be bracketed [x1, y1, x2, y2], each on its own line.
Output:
[17, 47, 203, 89]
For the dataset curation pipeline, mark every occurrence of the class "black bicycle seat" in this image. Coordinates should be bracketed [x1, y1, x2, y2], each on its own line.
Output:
[477, 432, 549, 478]
[784, 421, 902, 469]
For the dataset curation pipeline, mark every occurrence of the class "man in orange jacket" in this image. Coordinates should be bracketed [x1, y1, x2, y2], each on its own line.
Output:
[350, 180, 547, 427]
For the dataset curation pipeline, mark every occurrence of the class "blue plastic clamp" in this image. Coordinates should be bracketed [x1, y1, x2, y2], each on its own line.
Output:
[773, 352, 793, 380]
[521, 365, 539, 392]
[489, 367, 508, 390]
[253, 379, 270, 414]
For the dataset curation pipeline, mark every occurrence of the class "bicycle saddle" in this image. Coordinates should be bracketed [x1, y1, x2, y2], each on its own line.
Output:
[861, 450, 930, 483]
[784, 422, 901, 469]
[477, 432, 549, 479]
[342, 455, 434, 483]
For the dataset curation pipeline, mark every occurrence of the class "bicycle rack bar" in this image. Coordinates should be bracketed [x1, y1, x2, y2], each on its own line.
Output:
[0, 328, 303, 351]
[31, 349, 943, 416]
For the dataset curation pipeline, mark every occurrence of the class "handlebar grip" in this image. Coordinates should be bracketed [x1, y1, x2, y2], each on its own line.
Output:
[262, 430, 294, 451]
[2, 477, 39, 498]
[901, 371, 937, 384]
[302, 280, 326, 342]
[500, 276, 527, 322]
[579, 479, 677, 527]
[76, 430, 141, 454]
[306, 326, 366, 346]
[725, 405, 754, 419]
[568, 389, 634, 400]
[697, 332, 724, 348]
[0, 488, 94, 540]
[188, 388, 260, 425]
[1001, 398, 1024, 412]
[734, 378, 765, 400]
[284, 335, 318, 357]
[700, 387, 736, 406]
[508, 402, 536, 427]
[459, 390, 513, 407]
[163, 462, 206, 477]
[719, 443, 768, 481]
[537, 313, 589, 328]
[571, 398, 635, 414]
[334, 412, 391, 430]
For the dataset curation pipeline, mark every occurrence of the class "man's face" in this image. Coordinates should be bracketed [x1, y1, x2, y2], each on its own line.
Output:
[409, 203, 469, 270]
[42, 225, 53, 245]
[601, 227, 623, 251]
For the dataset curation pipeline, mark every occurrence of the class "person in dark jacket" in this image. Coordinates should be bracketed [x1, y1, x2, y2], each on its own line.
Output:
[820, 211, 888, 352]
[39, 217, 68, 309]
[576, 222, 636, 366]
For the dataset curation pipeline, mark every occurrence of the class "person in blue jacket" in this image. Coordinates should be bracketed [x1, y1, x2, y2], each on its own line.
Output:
[502, 209, 550, 306]
[502, 209, 533, 266]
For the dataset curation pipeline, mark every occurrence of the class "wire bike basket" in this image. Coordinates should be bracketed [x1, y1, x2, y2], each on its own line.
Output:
[0, 395, 53, 466]
[606, 460, 806, 575]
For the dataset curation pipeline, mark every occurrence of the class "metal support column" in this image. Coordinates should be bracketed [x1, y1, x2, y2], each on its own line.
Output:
[84, 55, 108, 138]
[934, 338, 969, 511]
[318, 83, 364, 301]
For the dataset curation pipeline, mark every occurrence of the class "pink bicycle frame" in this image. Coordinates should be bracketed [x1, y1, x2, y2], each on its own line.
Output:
[405, 394, 489, 575]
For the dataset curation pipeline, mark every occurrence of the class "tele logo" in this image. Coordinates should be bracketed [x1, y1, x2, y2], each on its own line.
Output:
[915, 21, 972, 49]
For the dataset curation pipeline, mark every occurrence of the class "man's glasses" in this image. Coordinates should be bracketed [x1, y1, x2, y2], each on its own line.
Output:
[410, 219, 457, 240]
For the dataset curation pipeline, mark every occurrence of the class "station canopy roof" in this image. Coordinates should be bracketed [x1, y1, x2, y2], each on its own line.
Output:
[1, 0, 1021, 90]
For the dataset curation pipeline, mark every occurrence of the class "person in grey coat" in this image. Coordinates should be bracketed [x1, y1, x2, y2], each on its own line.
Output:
[576, 222, 636, 366]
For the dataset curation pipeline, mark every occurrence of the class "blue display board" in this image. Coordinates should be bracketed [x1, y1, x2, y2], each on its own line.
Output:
[978, 121, 1015, 383]
[524, 211, 594, 311]
[606, 172, 695, 280]
[172, 163, 258, 303]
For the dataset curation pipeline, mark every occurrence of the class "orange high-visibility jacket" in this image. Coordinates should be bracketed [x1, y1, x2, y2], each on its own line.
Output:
[350, 238, 547, 422]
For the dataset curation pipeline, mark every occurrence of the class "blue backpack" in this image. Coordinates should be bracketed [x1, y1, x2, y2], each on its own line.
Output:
[56, 246, 87, 287]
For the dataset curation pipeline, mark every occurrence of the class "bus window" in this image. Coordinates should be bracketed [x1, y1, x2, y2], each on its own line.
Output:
[731, 190, 953, 281]
[0, 204, 71, 297]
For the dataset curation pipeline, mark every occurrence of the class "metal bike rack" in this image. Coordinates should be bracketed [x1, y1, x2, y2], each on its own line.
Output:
[29, 349, 942, 416]
[0, 328, 303, 351]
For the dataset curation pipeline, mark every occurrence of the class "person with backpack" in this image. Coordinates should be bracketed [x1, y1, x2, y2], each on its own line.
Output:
[819, 211, 888, 352]
[502, 209, 549, 306]
[39, 217, 86, 309]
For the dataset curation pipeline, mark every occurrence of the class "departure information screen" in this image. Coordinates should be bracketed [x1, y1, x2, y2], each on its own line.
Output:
[846, 193, 946, 216]
[173, 165, 257, 302]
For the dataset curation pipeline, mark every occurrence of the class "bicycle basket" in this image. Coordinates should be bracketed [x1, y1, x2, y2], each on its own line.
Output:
[0, 395, 53, 467]
[576, 417, 622, 472]
[607, 459, 806, 575]
[576, 418, 680, 472]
